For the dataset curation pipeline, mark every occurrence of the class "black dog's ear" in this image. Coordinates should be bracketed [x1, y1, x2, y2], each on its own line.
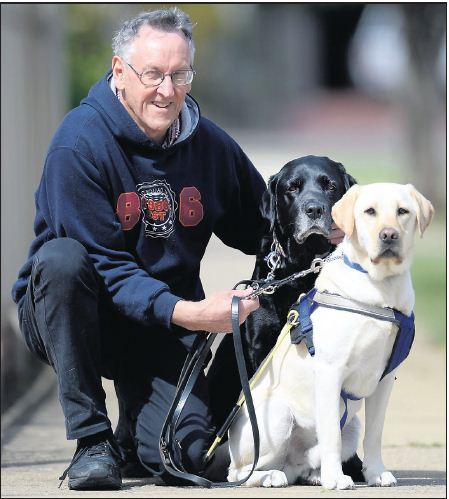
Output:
[261, 174, 278, 233]
[335, 162, 357, 191]
[344, 172, 357, 191]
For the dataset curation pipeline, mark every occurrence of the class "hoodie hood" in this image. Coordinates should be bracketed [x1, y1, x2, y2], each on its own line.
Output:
[80, 70, 201, 149]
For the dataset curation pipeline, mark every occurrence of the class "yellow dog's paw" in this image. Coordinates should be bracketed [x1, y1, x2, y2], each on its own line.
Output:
[322, 473, 355, 490]
[367, 471, 397, 487]
[261, 470, 288, 488]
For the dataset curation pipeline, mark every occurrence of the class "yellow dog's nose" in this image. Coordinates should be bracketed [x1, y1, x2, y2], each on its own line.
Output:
[379, 227, 399, 242]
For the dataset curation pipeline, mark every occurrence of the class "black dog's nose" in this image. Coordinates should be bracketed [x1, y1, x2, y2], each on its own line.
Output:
[305, 201, 324, 220]
[379, 227, 399, 242]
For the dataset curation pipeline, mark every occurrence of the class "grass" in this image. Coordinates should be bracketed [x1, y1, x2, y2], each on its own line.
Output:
[411, 224, 446, 347]
[347, 159, 407, 185]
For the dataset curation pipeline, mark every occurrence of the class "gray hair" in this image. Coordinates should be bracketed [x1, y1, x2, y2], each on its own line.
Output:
[112, 7, 195, 64]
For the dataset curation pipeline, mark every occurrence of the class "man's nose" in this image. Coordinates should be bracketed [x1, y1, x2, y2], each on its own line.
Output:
[157, 75, 175, 97]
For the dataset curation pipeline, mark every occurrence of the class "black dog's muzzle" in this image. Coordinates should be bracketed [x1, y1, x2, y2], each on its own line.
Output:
[304, 199, 325, 221]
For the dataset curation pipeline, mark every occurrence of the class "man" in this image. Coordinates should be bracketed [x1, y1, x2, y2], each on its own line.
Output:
[12, 8, 265, 490]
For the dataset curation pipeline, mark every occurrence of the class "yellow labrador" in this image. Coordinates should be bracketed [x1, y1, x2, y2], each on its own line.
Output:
[226, 183, 434, 489]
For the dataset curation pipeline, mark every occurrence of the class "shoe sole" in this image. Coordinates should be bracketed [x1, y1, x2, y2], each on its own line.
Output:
[68, 473, 122, 490]
[69, 468, 122, 490]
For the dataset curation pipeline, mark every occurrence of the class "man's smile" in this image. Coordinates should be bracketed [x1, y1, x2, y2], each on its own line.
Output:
[152, 101, 171, 109]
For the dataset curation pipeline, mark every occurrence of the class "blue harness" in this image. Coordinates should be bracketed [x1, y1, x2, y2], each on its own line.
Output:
[288, 256, 415, 429]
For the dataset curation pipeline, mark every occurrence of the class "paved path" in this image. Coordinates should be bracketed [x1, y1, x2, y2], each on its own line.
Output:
[1, 232, 446, 497]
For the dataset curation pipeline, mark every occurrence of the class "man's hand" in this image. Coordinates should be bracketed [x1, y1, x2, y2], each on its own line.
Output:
[327, 222, 345, 246]
[172, 288, 259, 333]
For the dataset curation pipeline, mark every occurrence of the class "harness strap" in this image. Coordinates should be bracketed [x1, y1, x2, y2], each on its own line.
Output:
[382, 310, 415, 380]
[290, 289, 318, 355]
[340, 390, 361, 429]
[313, 291, 398, 323]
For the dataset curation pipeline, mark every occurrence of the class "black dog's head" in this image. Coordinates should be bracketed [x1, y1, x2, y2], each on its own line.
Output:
[262, 155, 356, 259]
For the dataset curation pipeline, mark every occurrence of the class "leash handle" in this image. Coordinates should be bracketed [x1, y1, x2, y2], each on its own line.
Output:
[158, 297, 260, 488]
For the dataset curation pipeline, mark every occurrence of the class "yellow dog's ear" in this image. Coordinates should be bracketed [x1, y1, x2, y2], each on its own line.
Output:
[406, 184, 435, 237]
[331, 185, 361, 238]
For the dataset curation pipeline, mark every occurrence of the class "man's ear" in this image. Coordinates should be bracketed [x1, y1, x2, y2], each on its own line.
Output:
[112, 56, 126, 90]
[406, 184, 435, 237]
[331, 184, 361, 238]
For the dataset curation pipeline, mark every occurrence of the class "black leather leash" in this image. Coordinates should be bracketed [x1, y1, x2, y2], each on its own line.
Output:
[159, 295, 260, 487]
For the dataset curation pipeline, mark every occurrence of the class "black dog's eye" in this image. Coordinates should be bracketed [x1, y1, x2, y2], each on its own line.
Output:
[365, 207, 376, 216]
[319, 176, 336, 191]
[287, 183, 300, 193]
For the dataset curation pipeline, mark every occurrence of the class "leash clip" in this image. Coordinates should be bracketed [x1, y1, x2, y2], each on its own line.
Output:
[160, 439, 172, 465]
[287, 310, 300, 326]
[310, 257, 325, 273]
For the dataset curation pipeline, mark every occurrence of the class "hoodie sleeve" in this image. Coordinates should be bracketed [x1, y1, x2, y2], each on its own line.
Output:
[38, 147, 182, 329]
[213, 141, 267, 254]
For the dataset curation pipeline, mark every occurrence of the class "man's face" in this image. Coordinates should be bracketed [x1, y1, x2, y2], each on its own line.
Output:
[112, 26, 192, 144]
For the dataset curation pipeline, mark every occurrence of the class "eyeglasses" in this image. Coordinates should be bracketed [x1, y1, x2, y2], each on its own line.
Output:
[125, 62, 195, 87]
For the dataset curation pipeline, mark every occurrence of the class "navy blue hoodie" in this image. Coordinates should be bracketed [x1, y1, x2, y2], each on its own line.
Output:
[12, 71, 266, 337]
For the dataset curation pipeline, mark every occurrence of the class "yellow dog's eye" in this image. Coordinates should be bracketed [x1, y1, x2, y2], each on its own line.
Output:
[365, 207, 376, 215]
[397, 207, 409, 215]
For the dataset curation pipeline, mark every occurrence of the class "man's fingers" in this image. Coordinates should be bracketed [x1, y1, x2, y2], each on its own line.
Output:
[232, 288, 259, 308]
[217, 288, 260, 326]
[232, 287, 255, 298]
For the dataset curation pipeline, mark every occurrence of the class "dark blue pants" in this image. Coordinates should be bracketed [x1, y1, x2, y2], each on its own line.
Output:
[18, 238, 214, 477]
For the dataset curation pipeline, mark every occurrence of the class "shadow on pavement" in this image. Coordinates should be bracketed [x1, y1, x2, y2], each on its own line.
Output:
[394, 469, 446, 486]
[122, 477, 165, 489]
[1, 458, 67, 469]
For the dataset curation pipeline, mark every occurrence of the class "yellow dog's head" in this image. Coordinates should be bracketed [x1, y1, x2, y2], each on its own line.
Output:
[332, 183, 434, 279]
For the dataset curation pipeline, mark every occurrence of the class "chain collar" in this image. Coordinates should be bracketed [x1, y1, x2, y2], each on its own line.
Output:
[245, 251, 343, 300]
[264, 234, 286, 281]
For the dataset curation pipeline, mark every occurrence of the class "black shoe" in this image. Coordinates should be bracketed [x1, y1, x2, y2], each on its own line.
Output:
[59, 430, 123, 490]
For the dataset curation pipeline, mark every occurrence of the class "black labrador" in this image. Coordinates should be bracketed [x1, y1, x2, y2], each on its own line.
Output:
[243, 155, 356, 371]
[207, 155, 364, 481]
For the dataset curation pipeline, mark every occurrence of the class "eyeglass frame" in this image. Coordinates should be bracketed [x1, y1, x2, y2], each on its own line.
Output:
[125, 61, 196, 87]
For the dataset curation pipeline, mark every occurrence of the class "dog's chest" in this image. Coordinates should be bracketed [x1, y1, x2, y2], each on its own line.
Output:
[312, 309, 398, 397]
